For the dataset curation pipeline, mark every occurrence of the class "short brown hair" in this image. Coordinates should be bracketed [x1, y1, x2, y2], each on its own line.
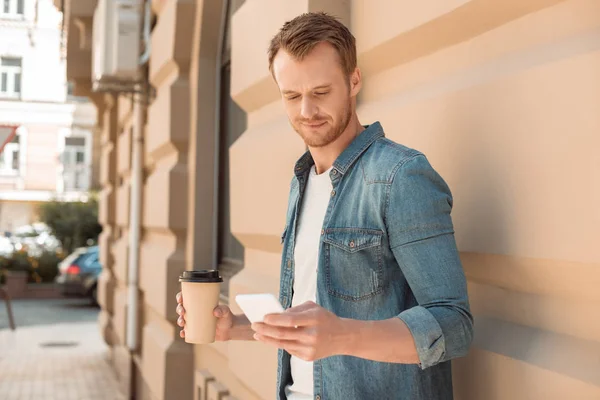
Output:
[268, 12, 357, 77]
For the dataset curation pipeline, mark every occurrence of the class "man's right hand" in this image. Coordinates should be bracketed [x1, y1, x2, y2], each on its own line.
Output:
[175, 291, 236, 341]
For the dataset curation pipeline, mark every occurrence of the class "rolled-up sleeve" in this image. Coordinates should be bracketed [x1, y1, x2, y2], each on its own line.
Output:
[385, 154, 473, 369]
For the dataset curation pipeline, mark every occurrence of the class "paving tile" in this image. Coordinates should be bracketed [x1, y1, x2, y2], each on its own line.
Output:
[0, 321, 125, 400]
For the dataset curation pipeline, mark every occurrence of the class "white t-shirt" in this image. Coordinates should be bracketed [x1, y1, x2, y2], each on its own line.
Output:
[285, 165, 333, 400]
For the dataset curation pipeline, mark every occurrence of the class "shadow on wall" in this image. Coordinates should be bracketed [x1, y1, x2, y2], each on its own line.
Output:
[436, 76, 600, 398]
[442, 91, 512, 257]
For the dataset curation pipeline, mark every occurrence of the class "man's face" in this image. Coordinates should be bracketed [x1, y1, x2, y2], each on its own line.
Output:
[272, 42, 360, 148]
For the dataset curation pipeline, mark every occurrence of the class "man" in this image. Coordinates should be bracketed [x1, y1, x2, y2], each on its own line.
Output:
[176, 12, 473, 400]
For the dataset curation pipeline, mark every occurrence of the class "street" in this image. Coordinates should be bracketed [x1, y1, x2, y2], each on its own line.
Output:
[0, 299, 125, 400]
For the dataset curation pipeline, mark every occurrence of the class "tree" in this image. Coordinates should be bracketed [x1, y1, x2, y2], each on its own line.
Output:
[38, 196, 103, 254]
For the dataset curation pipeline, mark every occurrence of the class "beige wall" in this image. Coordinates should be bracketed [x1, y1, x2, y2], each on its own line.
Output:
[350, 1, 600, 398]
[136, 0, 197, 399]
[218, 0, 600, 398]
[0, 201, 38, 232]
[96, 93, 122, 391]
[22, 125, 60, 191]
[80, 0, 600, 399]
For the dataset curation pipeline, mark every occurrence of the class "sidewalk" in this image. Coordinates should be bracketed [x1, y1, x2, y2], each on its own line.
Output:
[0, 320, 125, 400]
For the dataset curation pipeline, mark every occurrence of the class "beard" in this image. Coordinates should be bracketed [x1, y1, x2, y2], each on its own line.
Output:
[291, 100, 353, 148]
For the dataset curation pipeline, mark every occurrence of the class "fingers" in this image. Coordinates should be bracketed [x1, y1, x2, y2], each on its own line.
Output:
[177, 315, 186, 338]
[251, 322, 306, 341]
[176, 304, 185, 316]
[285, 301, 316, 314]
[176, 292, 185, 339]
[213, 305, 230, 318]
[264, 301, 318, 327]
[253, 333, 317, 361]
[264, 309, 316, 327]
[254, 333, 303, 352]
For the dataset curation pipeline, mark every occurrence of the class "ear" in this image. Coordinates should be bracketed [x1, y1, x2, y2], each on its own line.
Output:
[349, 67, 362, 97]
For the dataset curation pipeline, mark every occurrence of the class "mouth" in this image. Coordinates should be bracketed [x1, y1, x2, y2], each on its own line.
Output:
[302, 121, 327, 128]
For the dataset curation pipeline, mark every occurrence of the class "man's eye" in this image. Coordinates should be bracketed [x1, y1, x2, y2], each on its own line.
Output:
[286, 95, 300, 101]
[315, 92, 329, 96]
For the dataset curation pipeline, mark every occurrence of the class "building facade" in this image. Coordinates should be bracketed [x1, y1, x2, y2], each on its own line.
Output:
[0, 0, 99, 233]
[58, 0, 600, 399]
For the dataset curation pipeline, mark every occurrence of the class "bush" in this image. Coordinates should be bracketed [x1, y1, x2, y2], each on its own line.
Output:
[0, 249, 65, 284]
[0, 249, 32, 283]
[6, 249, 31, 271]
[32, 250, 64, 283]
[38, 196, 103, 254]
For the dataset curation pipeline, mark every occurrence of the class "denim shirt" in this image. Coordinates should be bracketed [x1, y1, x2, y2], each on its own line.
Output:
[276, 122, 474, 400]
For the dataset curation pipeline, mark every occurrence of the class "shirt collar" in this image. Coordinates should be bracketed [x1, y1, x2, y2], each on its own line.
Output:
[293, 121, 385, 177]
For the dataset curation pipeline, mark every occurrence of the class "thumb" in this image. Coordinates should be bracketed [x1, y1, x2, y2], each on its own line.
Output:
[213, 305, 230, 318]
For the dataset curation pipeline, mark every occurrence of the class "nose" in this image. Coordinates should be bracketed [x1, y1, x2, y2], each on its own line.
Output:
[300, 97, 318, 120]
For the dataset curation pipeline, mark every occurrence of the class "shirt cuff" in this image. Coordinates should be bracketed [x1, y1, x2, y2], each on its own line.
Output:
[397, 305, 445, 369]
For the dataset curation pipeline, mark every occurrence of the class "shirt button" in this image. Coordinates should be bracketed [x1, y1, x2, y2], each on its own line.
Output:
[349, 240, 355, 248]
[321, 229, 325, 235]
[287, 259, 292, 269]
[283, 296, 288, 305]
[330, 190, 336, 197]
[316, 396, 321, 400]
[332, 169, 337, 175]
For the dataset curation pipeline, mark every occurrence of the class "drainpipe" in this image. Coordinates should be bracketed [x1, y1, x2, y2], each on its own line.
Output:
[126, 87, 143, 352]
[126, 0, 151, 353]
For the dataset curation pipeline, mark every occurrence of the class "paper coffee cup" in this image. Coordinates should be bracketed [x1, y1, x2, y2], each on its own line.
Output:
[179, 270, 223, 344]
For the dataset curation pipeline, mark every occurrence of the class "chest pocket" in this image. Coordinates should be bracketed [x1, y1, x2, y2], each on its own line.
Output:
[322, 228, 384, 301]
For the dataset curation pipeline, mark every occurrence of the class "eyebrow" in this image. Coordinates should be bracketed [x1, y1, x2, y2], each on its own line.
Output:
[281, 84, 331, 95]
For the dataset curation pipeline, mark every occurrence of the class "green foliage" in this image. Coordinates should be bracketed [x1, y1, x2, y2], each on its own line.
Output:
[38, 196, 103, 254]
[0, 249, 65, 284]
[1, 249, 31, 271]
[0, 251, 29, 284]
[33, 250, 64, 282]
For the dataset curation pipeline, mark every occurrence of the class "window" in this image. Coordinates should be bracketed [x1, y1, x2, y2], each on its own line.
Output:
[0, 57, 22, 99]
[62, 136, 89, 191]
[214, 0, 247, 298]
[1, 0, 24, 18]
[217, 61, 246, 267]
[0, 133, 20, 175]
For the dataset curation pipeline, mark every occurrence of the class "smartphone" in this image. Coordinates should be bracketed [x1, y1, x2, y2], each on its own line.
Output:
[235, 293, 285, 323]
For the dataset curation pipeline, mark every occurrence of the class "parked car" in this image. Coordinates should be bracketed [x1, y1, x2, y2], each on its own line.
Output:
[55, 246, 101, 304]
[58, 246, 88, 273]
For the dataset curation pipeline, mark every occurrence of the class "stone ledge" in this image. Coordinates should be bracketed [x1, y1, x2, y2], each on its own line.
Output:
[453, 318, 600, 399]
[462, 252, 600, 301]
[2, 279, 64, 300]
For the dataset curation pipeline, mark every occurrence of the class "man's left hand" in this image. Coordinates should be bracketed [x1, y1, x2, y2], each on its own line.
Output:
[251, 301, 349, 361]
